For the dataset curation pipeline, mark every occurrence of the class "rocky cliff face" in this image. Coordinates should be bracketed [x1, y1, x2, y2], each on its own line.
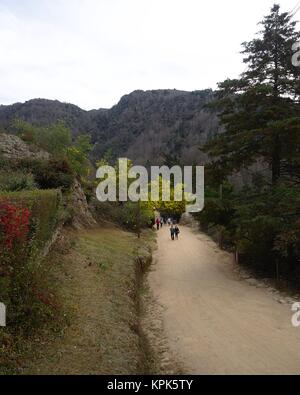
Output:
[0, 133, 50, 160]
[69, 180, 97, 230]
[91, 89, 220, 165]
[0, 90, 220, 166]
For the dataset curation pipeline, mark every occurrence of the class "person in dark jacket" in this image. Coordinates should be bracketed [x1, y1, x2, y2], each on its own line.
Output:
[174, 225, 180, 240]
[170, 225, 175, 240]
[156, 218, 160, 230]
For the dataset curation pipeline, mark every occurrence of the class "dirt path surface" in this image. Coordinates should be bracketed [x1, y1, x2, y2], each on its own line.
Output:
[149, 225, 300, 375]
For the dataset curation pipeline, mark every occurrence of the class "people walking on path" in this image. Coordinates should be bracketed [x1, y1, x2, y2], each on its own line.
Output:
[156, 218, 160, 231]
[174, 225, 180, 240]
[160, 218, 163, 228]
[170, 225, 175, 241]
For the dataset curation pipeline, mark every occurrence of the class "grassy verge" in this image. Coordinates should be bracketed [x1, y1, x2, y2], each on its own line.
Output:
[0, 189, 63, 374]
[0, 225, 156, 375]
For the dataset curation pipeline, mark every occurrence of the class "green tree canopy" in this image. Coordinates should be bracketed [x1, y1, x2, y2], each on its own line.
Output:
[204, 4, 300, 185]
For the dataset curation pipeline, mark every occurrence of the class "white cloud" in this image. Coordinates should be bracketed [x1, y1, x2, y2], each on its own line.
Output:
[0, 0, 298, 109]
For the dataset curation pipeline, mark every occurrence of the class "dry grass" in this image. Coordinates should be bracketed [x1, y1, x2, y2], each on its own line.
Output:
[15, 226, 155, 375]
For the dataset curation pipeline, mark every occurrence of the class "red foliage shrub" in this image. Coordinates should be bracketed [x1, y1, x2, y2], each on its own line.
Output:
[0, 202, 31, 251]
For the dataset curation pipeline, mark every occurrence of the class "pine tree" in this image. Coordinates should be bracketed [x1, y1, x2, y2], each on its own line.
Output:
[204, 4, 300, 185]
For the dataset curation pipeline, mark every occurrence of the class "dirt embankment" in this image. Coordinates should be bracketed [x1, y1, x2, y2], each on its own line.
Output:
[17, 226, 155, 375]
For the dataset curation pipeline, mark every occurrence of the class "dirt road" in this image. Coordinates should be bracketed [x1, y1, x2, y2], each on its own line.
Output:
[149, 224, 300, 375]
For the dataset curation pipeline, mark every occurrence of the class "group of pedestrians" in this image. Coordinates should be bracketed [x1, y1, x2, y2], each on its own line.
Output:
[155, 217, 164, 230]
[155, 216, 181, 241]
[170, 223, 180, 241]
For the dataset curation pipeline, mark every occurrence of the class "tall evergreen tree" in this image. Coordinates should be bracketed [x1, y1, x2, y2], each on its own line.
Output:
[204, 4, 300, 185]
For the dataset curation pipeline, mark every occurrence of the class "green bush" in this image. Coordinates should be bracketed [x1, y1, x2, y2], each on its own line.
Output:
[195, 183, 300, 282]
[93, 201, 125, 224]
[93, 201, 155, 231]
[12, 158, 74, 191]
[14, 119, 72, 156]
[33, 159, 74, 191]
[13, 120, 92, 178]
[0, 171, 37, 192]
[66, 134, 92, 177]
[120, 202, 154, 231]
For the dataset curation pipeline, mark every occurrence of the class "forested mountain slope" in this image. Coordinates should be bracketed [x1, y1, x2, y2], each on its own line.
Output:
[0, 89, 220, 165]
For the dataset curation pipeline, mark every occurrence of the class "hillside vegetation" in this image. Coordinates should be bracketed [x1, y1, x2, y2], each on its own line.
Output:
[0, 124, 159, 374]
[0, 125, 96, 372]
[196, 4, 300, 285]
[0, 89, 220, 165]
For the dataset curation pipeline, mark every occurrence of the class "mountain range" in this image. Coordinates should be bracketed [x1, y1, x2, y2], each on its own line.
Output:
[0, 89, 221, 165]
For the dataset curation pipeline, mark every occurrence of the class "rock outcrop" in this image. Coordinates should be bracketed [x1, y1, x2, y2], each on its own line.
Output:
[69, 180, 97, 230]
[0, 133, 50, 160]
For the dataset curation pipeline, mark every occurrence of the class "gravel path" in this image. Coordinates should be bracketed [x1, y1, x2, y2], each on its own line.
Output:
[149, 225, 300, 375]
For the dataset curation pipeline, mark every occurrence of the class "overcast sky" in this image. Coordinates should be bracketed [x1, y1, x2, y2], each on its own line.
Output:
[0, 0, 299, 110]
